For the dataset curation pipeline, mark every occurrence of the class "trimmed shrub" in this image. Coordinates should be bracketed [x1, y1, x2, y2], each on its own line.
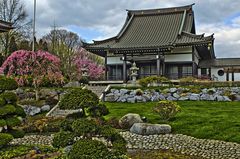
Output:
[0, 92, 18, 104]
[88, 103, 109, 117]
[68, 139, 109, 159]
[0, 104, 16, 116]
[0, 133, 13, 148]
[15, 106, 26, 118]
[139, 76, 170, 87]
[60, 119, 74, 131]
[52, 131, 75, 148]
[0, 98, 6, 107]
[59, 89, 98, 110]
[72, 119, 99, 137]
[153, 101, 181, 121]
[0, 76, 18, 91]
[79, 77, 89, 84]
[0, 119, 6, 127]
[9, 129, 25, 138]
[106, 117, 121, 129]
[6, 117, 21, 127]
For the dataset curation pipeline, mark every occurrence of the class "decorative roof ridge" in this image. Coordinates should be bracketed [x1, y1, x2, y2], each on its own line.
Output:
[92, 36, 117, 44]
[116, 14, 134, 40]
[126, 3, 195, 15]
[181, 31, 214, 40]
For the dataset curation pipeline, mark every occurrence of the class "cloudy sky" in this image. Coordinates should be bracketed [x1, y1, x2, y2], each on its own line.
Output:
[23, 0, 240, 58]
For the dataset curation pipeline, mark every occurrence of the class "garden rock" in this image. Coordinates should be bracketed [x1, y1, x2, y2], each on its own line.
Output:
[169, 88, 177, 93]
[119, 113, 143, 129]
[223, 96, 231, 101]
[120, 89, 128, 95]
[130, 123, 171, 135]
[179, 96, 189, 101]
[23, 105, 41, 116]
[189, 94, 200, 101]
[167, 96, 177, 101]
[63, 81, 80, 88]
[142, 94, 151, 101]
[105, 93, 115, 102]
[16, 88, 24, 95]
[127, 97, 136, 103]
[63, 145, 72, 155]
[173, 93, 180, 99]
[41, 105, 51, 112]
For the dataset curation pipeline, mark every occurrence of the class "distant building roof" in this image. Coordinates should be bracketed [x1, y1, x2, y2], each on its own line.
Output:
[84, 4, 214, 58]
[0, 20, 14, 32]
[199, 58, 240, 68]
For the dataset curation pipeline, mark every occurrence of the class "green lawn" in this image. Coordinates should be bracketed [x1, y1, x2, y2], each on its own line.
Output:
[105, 101, 240, 143]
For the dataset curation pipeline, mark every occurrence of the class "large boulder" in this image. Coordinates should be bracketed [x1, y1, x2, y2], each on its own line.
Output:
[130, 123, 171, 135]
[41, 105, 51, 112]
[119, 113, 143, 129]
[105, 93, 115, 102]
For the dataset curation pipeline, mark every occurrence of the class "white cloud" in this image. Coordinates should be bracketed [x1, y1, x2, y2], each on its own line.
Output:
[22, 0, 240, 58]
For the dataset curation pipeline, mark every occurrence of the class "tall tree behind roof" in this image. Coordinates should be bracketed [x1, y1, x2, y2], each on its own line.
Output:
[0, 0, 31, 64]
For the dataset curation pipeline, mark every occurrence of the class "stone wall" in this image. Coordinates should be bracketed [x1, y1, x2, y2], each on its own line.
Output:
[105, 87, 240, 103]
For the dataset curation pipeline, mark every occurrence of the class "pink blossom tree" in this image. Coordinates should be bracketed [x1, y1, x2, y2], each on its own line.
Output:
[72, 48, 104, 80]
[0, 50, 64, 100]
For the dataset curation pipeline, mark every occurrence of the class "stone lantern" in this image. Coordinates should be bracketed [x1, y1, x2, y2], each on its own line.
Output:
[130, 62, 139, 85]
[81, 65, 88, 78]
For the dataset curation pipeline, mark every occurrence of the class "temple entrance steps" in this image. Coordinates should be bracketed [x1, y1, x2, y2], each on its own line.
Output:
[46, 85, 111, 117]
[84, 85, 110, 100]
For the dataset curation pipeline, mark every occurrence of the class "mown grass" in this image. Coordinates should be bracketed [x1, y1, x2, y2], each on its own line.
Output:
[105, 101, 240, 143]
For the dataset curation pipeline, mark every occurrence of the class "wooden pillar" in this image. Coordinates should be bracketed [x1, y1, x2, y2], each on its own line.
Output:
[123, 54, 127, 83]
[226, 69, 229, 81]
[232, 68, 234, 81]
[162, 62, 165, 76]
[104, 51, 108, 80]
[157, 52, 161, 76]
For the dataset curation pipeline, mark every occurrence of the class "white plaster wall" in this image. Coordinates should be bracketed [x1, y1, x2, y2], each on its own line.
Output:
[165, 54, 192, 62]
[107, 57, 130, 64]
[233, 73, 240, 81]
[211, 68, 226, 81]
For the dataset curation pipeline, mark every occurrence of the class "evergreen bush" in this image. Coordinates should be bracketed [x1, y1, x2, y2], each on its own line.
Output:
[59, 89, 98, 111]
[52, 131, 75, 148]
[72, 119, 99, 137]
[0, 133, 13, 148]
[0, 76, 18, 91]
[153, 101, 181, 121]
[0, 92, 18, 104]
[68, 139, 109, 159]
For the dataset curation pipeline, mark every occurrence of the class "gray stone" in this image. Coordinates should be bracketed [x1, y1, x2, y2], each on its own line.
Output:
[63, 81, 80, 88]
[16, 88, 24, 94]
[179, 96, 189, 101]
[173, 93, 180, 99]
[119, 113, 143, 129]
[117, 95, 129, 103]
[142, 94, 151, 101]
[169, 88, 177, 93]
[159, 94, 166, 100]
[105, 93, 115, 102]
[127, 97, 136, 103]
[215, 95, 225, 101]
[135, 96, 144, 102]
[120, 89, 128, 95]
[41, 105, 51, 112]
[151, 95, 159, 102]
[200, 94, 211, 101]
[130, 123, 171, 135]
[167, 96, 177, 101]
[23, 105, 41, 116]
[189, 94, 200, 101]
[223, 96, 231, 102]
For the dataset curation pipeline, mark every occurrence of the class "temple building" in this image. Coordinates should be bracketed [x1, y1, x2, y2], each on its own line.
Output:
[0, 20, 13, 33]
[84, 4, 240, 82]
